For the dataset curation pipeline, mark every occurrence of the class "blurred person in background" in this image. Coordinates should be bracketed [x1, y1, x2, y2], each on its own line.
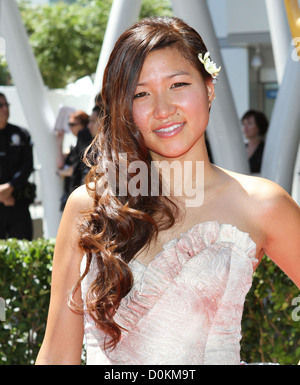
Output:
[56, 110, 92, 211]
[87, 94, 104, 139]
[242, 109, 269, 174]
[87, 105, 101, 139]
[0, 93, 34, 240]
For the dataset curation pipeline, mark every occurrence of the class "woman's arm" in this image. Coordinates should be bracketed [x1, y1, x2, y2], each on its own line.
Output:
[36, 186, 93, 365]
[259, 180, 300, 289]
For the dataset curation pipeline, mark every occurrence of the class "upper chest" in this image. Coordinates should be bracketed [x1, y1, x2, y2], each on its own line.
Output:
[134, 186, 264, 266]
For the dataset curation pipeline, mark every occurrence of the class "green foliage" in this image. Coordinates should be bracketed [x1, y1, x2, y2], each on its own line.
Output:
[241, 256, 300, 365]
[0, 240, 298, 365]
[15, 0, 173, 89]
[0, 62, 12, 85]
[140, 0, 173, 18]
[18, 0, 112, 88]
[0, 238, 54, 365]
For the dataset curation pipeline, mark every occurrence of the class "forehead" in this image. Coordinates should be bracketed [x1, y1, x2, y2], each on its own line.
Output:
[69, 115, 79, 122]
[243, 115, 256, 123]
[138, 47, 196, 80]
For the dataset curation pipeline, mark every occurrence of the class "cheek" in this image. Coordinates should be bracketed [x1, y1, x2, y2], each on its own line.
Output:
[132, 104, 151, 132]
[183, 92, 209, 120]
[248, 124, 258, 134]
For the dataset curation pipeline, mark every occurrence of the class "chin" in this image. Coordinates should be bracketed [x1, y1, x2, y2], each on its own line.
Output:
[150, 148, 191, 161]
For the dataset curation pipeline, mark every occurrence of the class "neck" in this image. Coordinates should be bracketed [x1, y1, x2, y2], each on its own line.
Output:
[150, 136, 217, 208]
[247, 137, 261, 146]
[0, 120, 7, 130]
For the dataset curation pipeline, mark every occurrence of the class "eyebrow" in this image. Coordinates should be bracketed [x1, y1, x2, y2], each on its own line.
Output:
[136, 71, 191, 87]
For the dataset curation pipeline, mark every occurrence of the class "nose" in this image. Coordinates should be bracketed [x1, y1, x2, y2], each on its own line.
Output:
[153, 94, 176, 120]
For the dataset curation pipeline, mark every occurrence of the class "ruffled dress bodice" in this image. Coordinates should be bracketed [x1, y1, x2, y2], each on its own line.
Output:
[80, 221, 257, 365]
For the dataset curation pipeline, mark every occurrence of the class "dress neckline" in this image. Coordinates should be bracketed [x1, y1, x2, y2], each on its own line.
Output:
[130, 220, 257, 269]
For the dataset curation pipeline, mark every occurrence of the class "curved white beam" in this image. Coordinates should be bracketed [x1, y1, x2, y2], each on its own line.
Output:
[292, 143, 300, 205]
[265, 0, 291, 85]
[0, 0, 62, 237]
[262, 0, 300, 193]
[261, 49, 300, 193]
[90, 0, 142, 109]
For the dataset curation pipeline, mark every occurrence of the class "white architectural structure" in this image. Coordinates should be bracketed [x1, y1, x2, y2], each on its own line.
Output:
[90, 0, 143, 110]
[0, 0, 62, 238]
[265, 0, 291, 85]
[261, 0, 300, 193]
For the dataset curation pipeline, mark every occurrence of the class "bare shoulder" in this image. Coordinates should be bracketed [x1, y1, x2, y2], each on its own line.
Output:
[217, 166, 300, 238]
[66, 184, 94, 213]
[223, 168, 296, 211]
[222, 169, 300, 286]
[240, 174, 300, 236]
[55, 184, 95, 250]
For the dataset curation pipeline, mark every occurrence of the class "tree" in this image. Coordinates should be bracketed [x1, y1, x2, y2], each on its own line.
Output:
[18, 0, 112, 88]
[0, 0, 172, 89]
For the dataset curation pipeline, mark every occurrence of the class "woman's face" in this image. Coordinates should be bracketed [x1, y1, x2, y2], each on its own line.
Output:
[242, 116, 259, 140]
[68, 116, 85, 137]
[132, 47, 214, 161]
[88, 111, 100, 138]
[0, 95, 9, 129]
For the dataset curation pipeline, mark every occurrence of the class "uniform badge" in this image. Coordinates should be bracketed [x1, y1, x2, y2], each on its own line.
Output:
[10, 134, 21, 146]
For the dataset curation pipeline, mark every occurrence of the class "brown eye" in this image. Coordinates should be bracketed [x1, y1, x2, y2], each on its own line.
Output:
[171, 82, 191, 89]
[134, 92, 149, 99]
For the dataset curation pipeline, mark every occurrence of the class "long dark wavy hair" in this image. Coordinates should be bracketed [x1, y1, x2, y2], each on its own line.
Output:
[69, 16, 211, 350]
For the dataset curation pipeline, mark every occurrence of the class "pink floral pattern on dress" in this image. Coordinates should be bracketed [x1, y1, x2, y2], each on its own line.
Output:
[81, 221, 257, 365]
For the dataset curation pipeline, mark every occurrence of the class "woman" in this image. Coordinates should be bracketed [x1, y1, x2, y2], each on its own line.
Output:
[242, 109, 269, 173]
[56, 110, 92, 210]
[36, 17, 300, 365]
[56, 110, 90, 171]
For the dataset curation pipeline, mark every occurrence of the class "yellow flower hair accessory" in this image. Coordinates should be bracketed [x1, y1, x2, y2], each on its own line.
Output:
[198, 52, 221, 81]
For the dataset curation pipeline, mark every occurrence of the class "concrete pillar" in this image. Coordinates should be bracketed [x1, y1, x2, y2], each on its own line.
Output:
[261, 0, 300, 193]
[261, 50, 300, 192]
[90, 0, 142, 108]
[291, 142, 300, 205]
[265, 0, 291, 84]
[171, 0, 249, 173]
[0, 0, 62, 237]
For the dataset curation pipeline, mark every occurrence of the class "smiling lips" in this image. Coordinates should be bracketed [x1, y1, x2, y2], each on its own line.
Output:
[153, 122, 185, 138]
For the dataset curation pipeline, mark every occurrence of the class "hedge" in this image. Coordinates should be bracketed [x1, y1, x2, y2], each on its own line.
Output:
[0, 239, 54, 365]
[0, 238, 299, 365]
[241, 257, 300, 364]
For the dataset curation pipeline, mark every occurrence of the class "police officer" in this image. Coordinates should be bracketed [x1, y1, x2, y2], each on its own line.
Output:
[0, 93, 34, 240]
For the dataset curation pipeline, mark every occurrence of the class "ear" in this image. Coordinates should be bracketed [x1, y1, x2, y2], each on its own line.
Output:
[206, 78, 215, 108]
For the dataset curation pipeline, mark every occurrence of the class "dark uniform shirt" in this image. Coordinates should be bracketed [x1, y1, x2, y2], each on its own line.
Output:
[0, 123, 33, 192]
[0, 123, 34, 240]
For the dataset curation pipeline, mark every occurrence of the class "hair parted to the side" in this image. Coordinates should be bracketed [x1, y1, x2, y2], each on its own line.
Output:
[68, 16, 211, 350]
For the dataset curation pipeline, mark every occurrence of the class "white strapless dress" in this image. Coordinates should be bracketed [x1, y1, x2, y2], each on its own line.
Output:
[80, 221, 257, 365]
